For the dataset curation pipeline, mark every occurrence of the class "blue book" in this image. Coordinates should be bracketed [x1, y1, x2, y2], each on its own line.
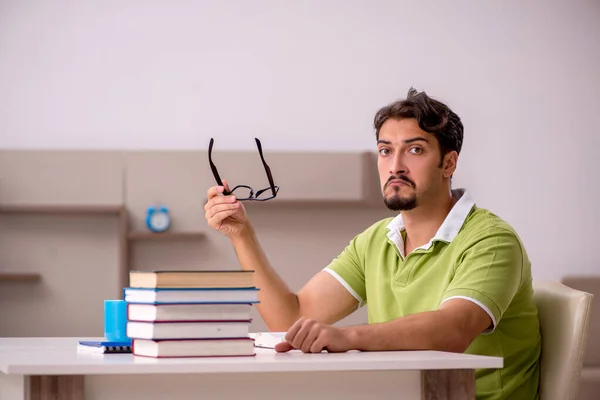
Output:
[78, 340, 132, 354]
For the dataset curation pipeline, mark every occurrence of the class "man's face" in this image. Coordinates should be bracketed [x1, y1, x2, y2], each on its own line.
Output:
[377, 118, 455, 211]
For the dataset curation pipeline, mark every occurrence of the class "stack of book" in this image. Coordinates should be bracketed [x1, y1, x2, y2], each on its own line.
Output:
[124, 269, 259, 358]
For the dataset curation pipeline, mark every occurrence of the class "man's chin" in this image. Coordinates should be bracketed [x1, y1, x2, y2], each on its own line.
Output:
[384, 195, 417, 211]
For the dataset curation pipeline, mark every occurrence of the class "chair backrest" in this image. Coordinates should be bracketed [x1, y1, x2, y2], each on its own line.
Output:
[561, 275, 600, 367]
[533, 280, 594, 400]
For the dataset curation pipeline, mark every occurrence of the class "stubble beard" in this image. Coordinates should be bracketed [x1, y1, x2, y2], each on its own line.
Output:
[383, 187, 418, 211]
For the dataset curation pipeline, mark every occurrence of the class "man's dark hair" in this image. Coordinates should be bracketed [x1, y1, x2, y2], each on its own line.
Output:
[374, 88, 464, 160]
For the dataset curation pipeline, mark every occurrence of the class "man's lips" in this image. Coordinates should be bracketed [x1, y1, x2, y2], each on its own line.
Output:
[388, 179, 410, 187]
[385, 177, 414, 189]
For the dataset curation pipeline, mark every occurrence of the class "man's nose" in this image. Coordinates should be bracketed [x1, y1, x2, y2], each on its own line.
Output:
[390, 154, 407, 175]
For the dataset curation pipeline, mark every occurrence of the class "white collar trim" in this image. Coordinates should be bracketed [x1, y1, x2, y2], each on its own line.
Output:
[385, 188, 475, 259]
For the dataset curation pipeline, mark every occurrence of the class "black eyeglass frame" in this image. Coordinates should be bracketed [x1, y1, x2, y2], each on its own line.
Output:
[208, 138, 279, 201]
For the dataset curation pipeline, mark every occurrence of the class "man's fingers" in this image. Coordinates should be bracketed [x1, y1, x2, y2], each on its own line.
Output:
[291, 322, 312, 350]
[309, 337, 327, 353]
[206, 185, 225, 200]
[301, 325, 320, 353]
[284, 318, 304, 344]
[274, 341, 294, 353]
[206, 203, 240, 219]
[207, 208, 239, 227]
[204, 194, 237, 212]
[289, 319, 317, 350]
[277, 319, 328, 353]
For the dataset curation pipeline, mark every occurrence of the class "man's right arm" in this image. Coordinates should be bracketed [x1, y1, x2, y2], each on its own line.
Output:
[205, 183, 359, 332]
[231, 225, 359, 331]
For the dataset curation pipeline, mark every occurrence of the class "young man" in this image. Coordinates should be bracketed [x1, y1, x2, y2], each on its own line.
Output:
[204, 88, 541, 400]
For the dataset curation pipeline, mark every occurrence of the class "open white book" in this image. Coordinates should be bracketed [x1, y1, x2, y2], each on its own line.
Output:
[250, 332, 287, 349]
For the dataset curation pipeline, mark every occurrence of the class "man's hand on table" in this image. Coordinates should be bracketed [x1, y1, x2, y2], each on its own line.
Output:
[274, 317, 355, 353]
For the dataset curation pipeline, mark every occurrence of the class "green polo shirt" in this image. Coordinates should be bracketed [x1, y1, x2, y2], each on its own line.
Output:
[324, 189, 541, 400]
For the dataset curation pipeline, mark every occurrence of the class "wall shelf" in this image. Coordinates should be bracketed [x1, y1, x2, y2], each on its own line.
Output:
[0, 202, 207, 289]
[0, 205, 123, 215]
[0, 273, 41, 282]
[0, 203, 129, 292]
[128, 232, 206, 241]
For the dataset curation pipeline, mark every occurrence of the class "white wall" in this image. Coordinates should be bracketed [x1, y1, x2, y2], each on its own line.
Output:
[1, 1, 599, 281]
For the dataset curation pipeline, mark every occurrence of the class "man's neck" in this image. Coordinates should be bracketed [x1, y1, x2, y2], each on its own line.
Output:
[402, 190, 457, 255]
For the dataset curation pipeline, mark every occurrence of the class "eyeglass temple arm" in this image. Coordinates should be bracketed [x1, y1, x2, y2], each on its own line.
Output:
[208, 138, 231, 195]
[255, 138, 277, 195]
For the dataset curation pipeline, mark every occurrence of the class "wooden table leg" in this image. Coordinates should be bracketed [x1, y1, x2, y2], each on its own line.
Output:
[421, 369, 475, 400]
[29, 376, 84, 400]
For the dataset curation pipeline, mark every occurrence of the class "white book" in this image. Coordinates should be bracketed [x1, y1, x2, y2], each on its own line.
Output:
[127, 303, 253, 322]
[127, 320, 251, 340]
[123, 287, 259, 304]
[133, 338, 256, 358]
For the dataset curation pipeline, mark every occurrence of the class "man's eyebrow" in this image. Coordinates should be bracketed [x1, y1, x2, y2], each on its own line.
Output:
[377, 137, 429, 145]
[403, 137, 429, 144]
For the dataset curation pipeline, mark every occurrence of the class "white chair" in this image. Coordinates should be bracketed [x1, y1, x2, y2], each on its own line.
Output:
[561, 276, 600, 400]
[533, 280, 594, 400]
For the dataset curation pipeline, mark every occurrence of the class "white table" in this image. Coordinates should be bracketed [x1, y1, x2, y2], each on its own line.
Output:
[0, 337, 502, 400]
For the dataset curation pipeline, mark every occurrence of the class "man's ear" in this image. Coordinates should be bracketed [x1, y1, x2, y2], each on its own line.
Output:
[442, 151, 458, 178]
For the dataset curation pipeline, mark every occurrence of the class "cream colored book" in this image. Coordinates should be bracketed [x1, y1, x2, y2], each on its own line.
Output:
[129, 270, 255, 289]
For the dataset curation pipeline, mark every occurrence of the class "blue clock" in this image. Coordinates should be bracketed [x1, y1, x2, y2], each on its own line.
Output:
[146, 205, 170, 233]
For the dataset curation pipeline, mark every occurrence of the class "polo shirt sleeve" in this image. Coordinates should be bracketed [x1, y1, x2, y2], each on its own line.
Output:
[440, 228, 524, 333]
[323, 232, 368, 307]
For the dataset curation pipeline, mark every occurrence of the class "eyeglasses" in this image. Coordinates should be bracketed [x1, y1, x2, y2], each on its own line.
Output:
[208, 138, 279, 201]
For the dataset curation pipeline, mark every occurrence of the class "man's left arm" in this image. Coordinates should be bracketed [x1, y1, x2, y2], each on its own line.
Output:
[277, 228, 524, 353]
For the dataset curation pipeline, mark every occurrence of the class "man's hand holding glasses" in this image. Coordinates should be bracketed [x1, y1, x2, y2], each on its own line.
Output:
[205, 179, 250, 238]
[204, 138, 278, 239]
